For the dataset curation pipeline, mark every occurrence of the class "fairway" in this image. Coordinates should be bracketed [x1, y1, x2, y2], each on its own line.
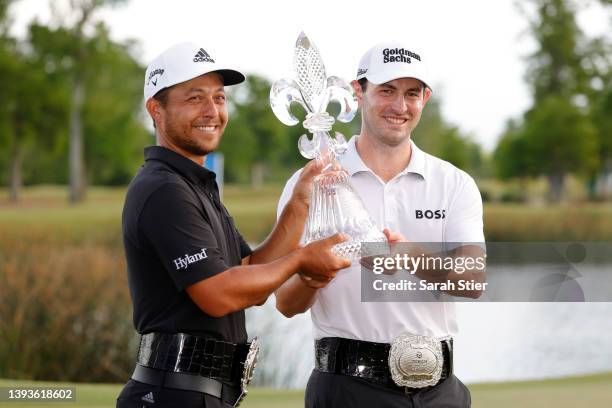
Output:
[1, 373, 612, 407]
[2, 185, 612, 243]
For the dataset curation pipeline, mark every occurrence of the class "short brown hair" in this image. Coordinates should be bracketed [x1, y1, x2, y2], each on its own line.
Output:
[150, 87, 171, 128]
[153, 87, 171, 107]
[358, 78, 368, 92]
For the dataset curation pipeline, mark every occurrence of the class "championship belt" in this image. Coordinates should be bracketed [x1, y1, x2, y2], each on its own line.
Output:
[234, 336, 260, 407]
[388, 334, 445, 388]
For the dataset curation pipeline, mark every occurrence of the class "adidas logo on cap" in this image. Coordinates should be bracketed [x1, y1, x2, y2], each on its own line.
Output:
[193, 48, 215, 63]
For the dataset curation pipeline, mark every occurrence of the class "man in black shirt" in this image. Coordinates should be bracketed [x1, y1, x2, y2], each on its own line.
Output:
[116, 42, 350, 408]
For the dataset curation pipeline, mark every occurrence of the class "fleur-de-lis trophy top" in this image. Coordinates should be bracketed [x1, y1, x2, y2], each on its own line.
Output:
[270, 32, 387, 258]
[270, 32, 358, 163]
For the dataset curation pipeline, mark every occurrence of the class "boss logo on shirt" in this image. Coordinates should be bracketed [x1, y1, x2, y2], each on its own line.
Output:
[415, 209, 446, 219]
[173, 248, 208, 270]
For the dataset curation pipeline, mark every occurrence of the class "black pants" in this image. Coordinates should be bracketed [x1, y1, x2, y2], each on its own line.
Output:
[116, 379, 233, 408]
[305, 370, 471, 408]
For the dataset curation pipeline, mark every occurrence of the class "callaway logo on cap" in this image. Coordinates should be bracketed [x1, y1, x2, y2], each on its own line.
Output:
[143, 42, 245, 101]
[356, 41, 431, 90]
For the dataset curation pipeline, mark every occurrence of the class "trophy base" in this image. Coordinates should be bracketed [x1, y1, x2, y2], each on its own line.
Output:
[332, 236, 388, 259]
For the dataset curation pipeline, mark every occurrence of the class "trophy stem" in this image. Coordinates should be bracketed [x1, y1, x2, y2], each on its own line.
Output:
[311, 131, 342, 170]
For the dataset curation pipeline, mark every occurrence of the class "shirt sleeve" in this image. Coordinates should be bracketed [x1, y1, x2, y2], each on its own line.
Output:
[276, 169, 303, 221]
[237, 232, 252, 259]
[138, 182, 230, 291]
[216, 200, 252, 260]
[444, 176, 485, 244]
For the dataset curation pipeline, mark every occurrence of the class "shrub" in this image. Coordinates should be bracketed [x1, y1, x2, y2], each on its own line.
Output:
[500, 190, 526, 203]
[0, 233, 137, 382]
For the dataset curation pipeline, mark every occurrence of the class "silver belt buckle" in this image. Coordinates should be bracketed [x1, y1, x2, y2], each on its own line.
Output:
[234, 337, 260, 407]
[388, 334, 444, 389]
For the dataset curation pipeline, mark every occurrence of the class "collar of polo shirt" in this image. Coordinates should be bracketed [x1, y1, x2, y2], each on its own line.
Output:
[341, 136, 427, 180]
[144, 146, 217, 187]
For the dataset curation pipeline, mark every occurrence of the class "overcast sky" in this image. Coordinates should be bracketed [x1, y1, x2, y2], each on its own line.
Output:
[9, 0, 610, 151]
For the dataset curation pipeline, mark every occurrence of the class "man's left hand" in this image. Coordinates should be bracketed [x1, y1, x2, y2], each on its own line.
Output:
[290, 159, 324, 210]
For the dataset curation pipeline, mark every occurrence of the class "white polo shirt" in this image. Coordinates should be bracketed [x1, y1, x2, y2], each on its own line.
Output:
[276, 136, 484, 342]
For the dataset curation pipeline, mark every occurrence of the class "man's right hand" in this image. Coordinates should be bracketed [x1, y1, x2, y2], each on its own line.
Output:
[298, 233, 351, 284]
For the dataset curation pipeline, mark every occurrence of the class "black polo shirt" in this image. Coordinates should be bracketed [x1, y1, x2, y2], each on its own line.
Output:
[122, 146, 252, 343]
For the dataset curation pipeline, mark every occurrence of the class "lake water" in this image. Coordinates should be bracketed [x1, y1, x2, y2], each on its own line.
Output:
[246, 299, 612, 388]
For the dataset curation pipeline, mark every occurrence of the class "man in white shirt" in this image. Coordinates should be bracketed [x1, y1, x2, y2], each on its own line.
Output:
[275, 41, 485, 407]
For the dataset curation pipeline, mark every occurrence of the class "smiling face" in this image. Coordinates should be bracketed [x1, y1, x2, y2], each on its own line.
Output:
[146, 72, 227, 164]
[353, 77, 431, 148]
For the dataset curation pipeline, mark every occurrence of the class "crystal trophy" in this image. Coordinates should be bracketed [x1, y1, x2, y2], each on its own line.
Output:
[270, 32, 387, 258]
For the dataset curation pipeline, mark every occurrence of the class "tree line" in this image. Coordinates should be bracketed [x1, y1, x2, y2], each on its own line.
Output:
[495, 0, 611, 201]
[0, 0, 610, 203]
[0, 0, 149, 203]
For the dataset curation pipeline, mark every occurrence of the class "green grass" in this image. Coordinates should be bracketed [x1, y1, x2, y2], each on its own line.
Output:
[1, 373, 611, 407]
[2, 184, 612, 243]
[0, 184, 281, 244]
[469, 372, 612, 407]
[223, 184, 284, 242]
[477, 174, 598, 203]
[483, 202, 612, 241]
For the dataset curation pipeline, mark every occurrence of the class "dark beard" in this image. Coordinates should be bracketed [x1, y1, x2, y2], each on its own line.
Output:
[180, 137, 213, 157]
[163, 116, 216, 157]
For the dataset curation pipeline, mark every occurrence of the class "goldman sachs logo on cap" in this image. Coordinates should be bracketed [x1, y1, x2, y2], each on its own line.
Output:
[193, 48, 215, 63]
[382, 48, 421, 64]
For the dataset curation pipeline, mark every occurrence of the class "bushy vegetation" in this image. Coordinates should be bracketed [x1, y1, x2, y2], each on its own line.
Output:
[1, 186, 611, 382]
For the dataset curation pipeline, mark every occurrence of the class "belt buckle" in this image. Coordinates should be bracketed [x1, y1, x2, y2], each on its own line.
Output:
[388, 334, 443, 389]
[233, 337, 260, 407]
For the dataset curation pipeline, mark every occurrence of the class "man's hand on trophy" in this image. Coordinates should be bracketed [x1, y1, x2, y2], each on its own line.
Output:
[298, 273, 330, 289]
[382, 229, 429, 261]
[290, 159, 325, 210]
[383, 228, 406, 244]
[360, 228, 407, 275]
[299, 233, 351, 283]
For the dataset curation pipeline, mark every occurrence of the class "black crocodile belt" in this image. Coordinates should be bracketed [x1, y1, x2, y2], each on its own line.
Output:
[136, 332, 250, 383]
[314, 337, 453, 393]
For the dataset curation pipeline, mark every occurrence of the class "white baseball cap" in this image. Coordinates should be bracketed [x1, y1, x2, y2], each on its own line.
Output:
[143, 42, 245, 102]
[356, 41, 431, 90]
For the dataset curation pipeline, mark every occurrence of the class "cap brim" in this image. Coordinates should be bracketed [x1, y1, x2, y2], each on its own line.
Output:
[145, 68, 246, 101]
[215, 69, 245, 86]
[366, 72, 431, 90]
